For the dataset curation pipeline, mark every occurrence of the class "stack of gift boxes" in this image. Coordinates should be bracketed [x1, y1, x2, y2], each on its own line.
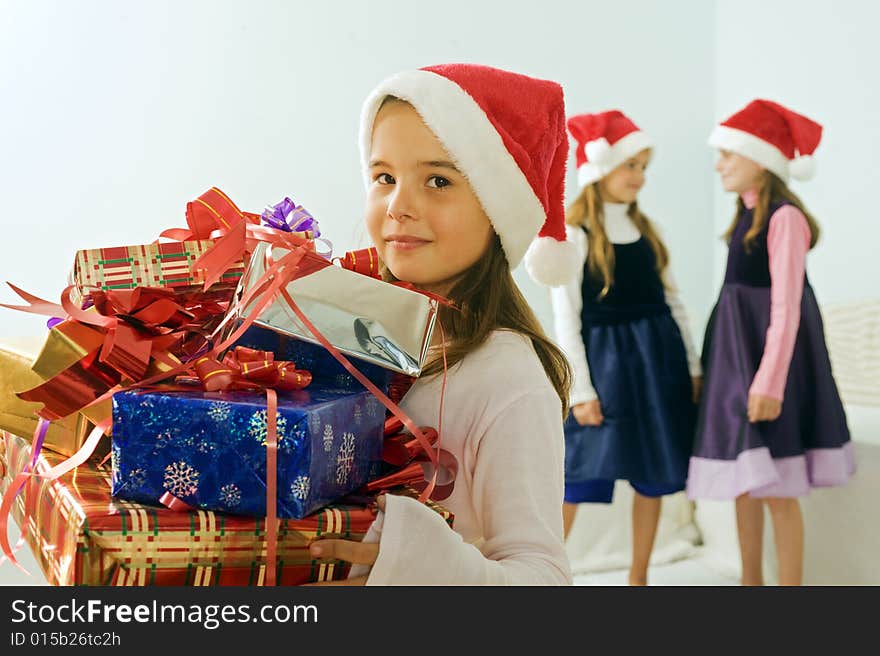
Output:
[0, 188, 450, 586]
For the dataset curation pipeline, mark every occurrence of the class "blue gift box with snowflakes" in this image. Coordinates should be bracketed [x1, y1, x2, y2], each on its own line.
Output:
[110, 386, 386, 519]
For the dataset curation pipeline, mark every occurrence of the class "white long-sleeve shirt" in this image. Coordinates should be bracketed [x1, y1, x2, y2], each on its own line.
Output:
[550, 202, 701, 406]
[350, 330, 571, 585]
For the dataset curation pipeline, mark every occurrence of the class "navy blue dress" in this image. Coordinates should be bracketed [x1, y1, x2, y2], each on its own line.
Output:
[564, 228, 697, 503]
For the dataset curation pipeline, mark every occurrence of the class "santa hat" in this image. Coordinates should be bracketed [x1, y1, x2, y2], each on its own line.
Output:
[566, 110, 654, 187]
[708, 99, 823, 182]
[359, 63, 579, 287]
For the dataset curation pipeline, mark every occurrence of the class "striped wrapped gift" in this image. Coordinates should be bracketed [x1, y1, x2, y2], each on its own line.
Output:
[72, 239, 244, 300]
[0, 431, 449, 586]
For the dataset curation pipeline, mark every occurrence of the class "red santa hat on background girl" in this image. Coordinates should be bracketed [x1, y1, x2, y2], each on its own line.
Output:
[359, 63, 579, 287]
[566, 110, 654, 188]
[708, 99, 823, 182]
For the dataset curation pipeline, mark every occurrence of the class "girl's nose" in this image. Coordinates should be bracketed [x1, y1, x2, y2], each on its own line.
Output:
[386, 184, 416, 222]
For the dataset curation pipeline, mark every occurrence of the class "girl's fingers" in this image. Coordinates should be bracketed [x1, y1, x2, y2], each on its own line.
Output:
[309, 539, 379, 565]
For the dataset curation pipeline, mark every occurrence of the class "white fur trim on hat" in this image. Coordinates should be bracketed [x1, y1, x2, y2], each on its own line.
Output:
[359, 70, 546, 269]
[524, 236, 581, 287]
[576, 130, 654, 187]
[708, 125, 791, 181]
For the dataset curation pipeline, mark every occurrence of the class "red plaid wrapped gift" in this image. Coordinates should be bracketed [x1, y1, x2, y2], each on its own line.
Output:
[71, 239, 244, 302]
[0, 431, 450, 586]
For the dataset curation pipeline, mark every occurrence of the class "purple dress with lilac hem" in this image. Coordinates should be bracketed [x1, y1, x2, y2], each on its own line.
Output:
[687, 201, 854, 499]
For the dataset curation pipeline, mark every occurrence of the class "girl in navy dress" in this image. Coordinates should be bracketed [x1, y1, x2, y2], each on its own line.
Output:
[552, 110, 701, 585]
[688, 100, 854, 586]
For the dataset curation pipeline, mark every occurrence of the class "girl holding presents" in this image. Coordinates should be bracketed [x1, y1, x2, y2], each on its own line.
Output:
[310, 64, 583, 584]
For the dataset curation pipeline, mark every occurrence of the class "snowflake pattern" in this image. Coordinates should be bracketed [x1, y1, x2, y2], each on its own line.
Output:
[152, 430, 173, 454]
[322, 424, 334, 453]
[208, 401, 231, 423]
[307, 411, 322, 438]
[219, 483, 241, 508]
[290, 475, 311, 501]
[335, 432, 356, 485]
[163, 461, 200, 497]
[127, 467, 147, 489]
[335, 373, 352, 389]
[365, 398, 379, 418]
[196, 439, 216, 455]
[353, 404, 363, 426]
[248, 410, 288, 446]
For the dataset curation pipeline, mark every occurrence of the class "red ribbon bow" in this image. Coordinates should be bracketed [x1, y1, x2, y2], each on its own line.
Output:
[184, 346, 312, 393]
[3, 285, 226, 421]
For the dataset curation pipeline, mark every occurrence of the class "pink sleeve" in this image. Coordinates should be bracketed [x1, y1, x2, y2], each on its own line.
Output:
[749, 206, 812, 401]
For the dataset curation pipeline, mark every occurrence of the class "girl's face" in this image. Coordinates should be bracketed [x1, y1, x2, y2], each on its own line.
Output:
[365, 100, 494, 294]
[715, 150, 765, 193]
[598, 149, 651, 204]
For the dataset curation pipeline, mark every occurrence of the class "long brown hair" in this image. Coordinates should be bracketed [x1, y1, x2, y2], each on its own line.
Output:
[565, 183, 670, 298]
[724, 171, 821, 251]
[380, 235, 572, 418]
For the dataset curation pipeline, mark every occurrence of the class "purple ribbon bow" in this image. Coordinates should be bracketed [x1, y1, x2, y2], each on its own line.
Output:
[261, 197, 320, 236]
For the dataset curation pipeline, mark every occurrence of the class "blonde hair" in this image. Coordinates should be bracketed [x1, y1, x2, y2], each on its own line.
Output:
[724, 171, 821, 251]
[564, 183, 670, 298]
[373, 96, 572, 417]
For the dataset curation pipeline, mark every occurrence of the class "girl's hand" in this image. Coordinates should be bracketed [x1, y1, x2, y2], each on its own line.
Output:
[747, 394, 782, 423]
[305, 495, 386, 586]
[573, 400, 603, 426]
[691, 376, 703, 405]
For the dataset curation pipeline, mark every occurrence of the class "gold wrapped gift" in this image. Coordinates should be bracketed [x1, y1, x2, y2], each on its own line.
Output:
[0, 336, 107, 458]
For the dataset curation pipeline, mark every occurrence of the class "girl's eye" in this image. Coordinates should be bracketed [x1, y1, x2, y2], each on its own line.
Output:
[426, 175, 451, 189]
[376, 173, 395, 185]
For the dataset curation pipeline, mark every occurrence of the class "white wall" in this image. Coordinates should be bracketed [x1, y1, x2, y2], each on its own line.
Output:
[0, 0, 716, 339]
[713, 0, 880, 304]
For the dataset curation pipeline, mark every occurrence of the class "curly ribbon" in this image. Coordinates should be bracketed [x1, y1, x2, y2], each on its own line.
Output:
[0, 419, 49, 571]
[335, 248, 381, 279]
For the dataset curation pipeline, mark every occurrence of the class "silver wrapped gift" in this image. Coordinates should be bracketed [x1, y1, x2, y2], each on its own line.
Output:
[226, 242, 438, 377]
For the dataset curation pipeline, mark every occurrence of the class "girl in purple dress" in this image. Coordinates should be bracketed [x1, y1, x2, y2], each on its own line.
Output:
[688, 99, 854, 585]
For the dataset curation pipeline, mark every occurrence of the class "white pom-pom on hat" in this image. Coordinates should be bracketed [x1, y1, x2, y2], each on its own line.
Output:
[789, 155, 816, 181]
[524, 236, 581, 287]
[584, 137, 611, 165]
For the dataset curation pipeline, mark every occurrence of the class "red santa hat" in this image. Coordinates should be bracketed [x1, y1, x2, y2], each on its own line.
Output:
[708, 99, 823, 182]
[359, 63, 579, 287]
[566, 110, 654, 187]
